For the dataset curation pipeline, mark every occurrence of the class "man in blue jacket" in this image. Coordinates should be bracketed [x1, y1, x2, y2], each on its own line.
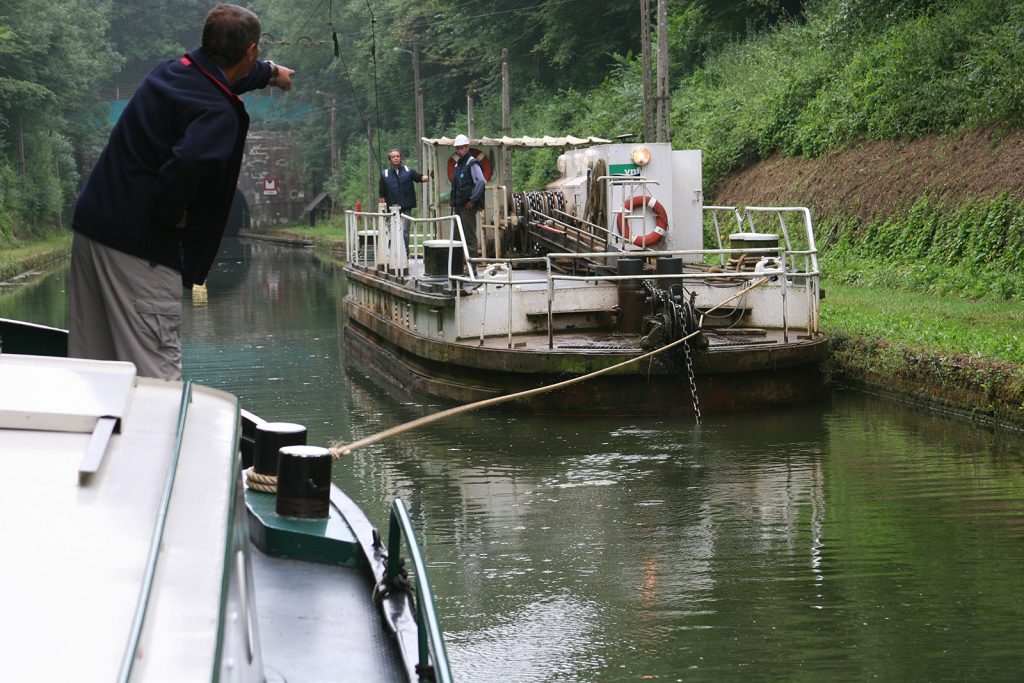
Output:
[378, 148, 428, 250]
[69, 3, 294, 380]
[449, 134, 486, 263]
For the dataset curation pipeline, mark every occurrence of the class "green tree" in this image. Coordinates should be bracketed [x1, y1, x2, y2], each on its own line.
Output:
[0, 0, 119, 240]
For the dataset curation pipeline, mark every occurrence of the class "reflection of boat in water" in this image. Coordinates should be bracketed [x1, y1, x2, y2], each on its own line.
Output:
[342, 138, 827, 415]
[0, 318, 451, 682]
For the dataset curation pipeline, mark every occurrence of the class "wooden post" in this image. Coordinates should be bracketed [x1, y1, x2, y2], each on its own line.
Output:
[466, 88, 475, 140]
[655, 0, 671, 143]
[641, 0, 654, 143]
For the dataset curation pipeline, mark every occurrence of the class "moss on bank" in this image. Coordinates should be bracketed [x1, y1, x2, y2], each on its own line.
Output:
[827, 334, 1024, 430]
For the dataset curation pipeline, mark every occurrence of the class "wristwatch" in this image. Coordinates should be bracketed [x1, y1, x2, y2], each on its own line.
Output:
[268, 61, 280, 80]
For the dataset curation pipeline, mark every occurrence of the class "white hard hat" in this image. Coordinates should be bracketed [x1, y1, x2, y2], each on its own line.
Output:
[453, 134, 470, 146]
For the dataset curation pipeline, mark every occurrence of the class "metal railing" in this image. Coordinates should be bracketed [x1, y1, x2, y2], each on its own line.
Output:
[444, 240, 820, 345]
[345, 209, 477, 282]
[385, 498, 453, 683]
[347, 204, 821, 342]
[119, 381, 193, 681]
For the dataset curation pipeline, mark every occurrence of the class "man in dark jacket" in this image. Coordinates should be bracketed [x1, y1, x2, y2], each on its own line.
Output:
[378, 148, 428, 249]
[69, 3, 294, 380]
[449, 134, 486, 262]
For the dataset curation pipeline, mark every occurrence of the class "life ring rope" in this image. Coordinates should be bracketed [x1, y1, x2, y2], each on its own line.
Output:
[616, 194, 669, 247]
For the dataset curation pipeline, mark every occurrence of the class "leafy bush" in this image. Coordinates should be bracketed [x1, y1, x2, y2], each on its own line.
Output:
[823, 193, 1024, 300]
[669, 0, 1024, 185]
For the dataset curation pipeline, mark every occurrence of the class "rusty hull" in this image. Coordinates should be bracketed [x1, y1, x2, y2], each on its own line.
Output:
[343, 296, 828, 416]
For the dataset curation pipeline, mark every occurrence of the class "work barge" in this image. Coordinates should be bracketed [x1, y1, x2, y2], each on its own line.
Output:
[343, 136, 827, 416]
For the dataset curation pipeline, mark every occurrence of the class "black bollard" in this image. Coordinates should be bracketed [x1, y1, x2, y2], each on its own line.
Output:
[655, 256, 683, 290]
[276, 445, 332, 519]
[253, 422, 307, 476]
[617, 257, 646, 333]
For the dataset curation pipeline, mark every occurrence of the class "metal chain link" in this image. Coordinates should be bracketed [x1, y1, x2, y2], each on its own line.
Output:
[645, 280, 702, 425]
[682, 336, 702, 425]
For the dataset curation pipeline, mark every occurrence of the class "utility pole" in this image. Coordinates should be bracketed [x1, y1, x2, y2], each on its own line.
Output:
[466, 87, 475, 139]
[367, 121, 376, 211]
[413, 39, 426, 215]
[330, 99, 337, 172]
[393, 42, 427, 211]
[501, 48, 511, 137]
[655, 0, 671, 143]
[18, 117, 25, 177]
[641, 0, 654, 143]
[501, 47, 512, 189]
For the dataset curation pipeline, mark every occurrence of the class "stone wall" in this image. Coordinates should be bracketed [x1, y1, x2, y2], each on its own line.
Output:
[239, 125, 306, 228]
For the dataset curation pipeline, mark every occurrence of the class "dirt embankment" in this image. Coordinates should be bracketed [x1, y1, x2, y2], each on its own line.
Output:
[711, 128, 1024, 430]
[711, 128, 1024, 224]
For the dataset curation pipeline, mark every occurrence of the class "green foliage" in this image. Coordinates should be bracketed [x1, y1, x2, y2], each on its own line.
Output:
[0, 0, 117, 236]
[0, 160, 16, 245]
[255, 0, 1024, 210]
[822, 193, 1024, 301]
[668, 0, 806, 74]
[669, 0, 1024, 185]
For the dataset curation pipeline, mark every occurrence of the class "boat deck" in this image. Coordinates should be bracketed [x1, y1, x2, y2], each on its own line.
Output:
[447, 327, 804, 353]
[252, 552, 406, 682]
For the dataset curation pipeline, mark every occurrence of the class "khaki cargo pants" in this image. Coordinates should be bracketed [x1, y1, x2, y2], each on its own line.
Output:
[68, 232, 183, 380]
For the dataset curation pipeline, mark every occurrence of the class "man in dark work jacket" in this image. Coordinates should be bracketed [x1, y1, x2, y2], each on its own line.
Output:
[378, 148, 428, 249]
[449, 134, 485, 263]
[69, 3, 294, 380]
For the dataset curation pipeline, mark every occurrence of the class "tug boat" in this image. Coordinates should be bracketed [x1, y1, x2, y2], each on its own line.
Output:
[342, 137, 827, 415]
[0, 318, 452, 682]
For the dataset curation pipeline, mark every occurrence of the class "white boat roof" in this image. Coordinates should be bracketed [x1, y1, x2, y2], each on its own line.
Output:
[0, 354, 240, 681]
[423, 135, 612, 149]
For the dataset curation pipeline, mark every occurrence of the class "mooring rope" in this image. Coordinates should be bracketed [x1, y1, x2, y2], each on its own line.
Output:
[327, 276, 771, 459]
[244, 467, 278, 493]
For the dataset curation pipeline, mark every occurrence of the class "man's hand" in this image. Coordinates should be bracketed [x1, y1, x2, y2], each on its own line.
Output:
[421, 174, 428, 182]
[269, 62, 295, 91]
[464, 202, 474, 210]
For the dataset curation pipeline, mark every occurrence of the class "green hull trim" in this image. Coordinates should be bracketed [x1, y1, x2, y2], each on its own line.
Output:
[245, 489, 365, 568]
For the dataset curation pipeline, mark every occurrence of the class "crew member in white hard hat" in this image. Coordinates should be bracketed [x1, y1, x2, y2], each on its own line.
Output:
[449, 134, 486, 264]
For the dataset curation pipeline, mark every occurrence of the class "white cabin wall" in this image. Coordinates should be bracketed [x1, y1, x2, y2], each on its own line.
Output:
[666, 150, 704, 258]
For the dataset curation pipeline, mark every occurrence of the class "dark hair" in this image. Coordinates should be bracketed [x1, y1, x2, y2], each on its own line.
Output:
[201, 4, 261, 68]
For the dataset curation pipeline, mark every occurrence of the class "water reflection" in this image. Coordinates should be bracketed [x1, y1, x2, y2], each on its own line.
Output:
[3, 242, 1024, 681]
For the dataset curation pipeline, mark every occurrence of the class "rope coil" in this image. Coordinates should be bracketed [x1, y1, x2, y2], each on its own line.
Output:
[244, 467, 278, 493]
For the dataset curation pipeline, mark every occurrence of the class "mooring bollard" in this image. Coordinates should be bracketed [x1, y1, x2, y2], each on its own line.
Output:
[253, 422, 307, 476]
[276, 445, 332, 519]
[617, 256, 646, 333]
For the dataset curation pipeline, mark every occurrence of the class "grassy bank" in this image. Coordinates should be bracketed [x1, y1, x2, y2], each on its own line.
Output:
[821, 283, 1024, 428]
[0, 232, 71, 282]
[248, 220, 346, 251]
[811, 192, 1024, 429]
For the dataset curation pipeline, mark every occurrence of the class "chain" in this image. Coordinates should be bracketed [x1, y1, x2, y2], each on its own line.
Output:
[645, 281, 702, 425]
[682, 336, 702, 425]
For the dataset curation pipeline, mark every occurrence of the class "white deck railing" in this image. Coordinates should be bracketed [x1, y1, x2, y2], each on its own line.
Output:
[346, 206, 821, 344]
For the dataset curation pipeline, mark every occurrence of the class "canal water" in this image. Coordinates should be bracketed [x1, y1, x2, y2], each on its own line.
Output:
[4, 240, 1024, 681]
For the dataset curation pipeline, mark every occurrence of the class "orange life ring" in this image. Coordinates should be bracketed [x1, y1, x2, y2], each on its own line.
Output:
[447, 148, 493, 182]
[616, 195, 668, 247]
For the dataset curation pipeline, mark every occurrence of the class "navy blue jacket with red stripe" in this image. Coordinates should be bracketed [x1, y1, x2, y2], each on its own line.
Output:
[73, 48, 272, 286]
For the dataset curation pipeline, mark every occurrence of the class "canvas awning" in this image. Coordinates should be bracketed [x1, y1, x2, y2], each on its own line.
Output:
[423, 135, 611, 149]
